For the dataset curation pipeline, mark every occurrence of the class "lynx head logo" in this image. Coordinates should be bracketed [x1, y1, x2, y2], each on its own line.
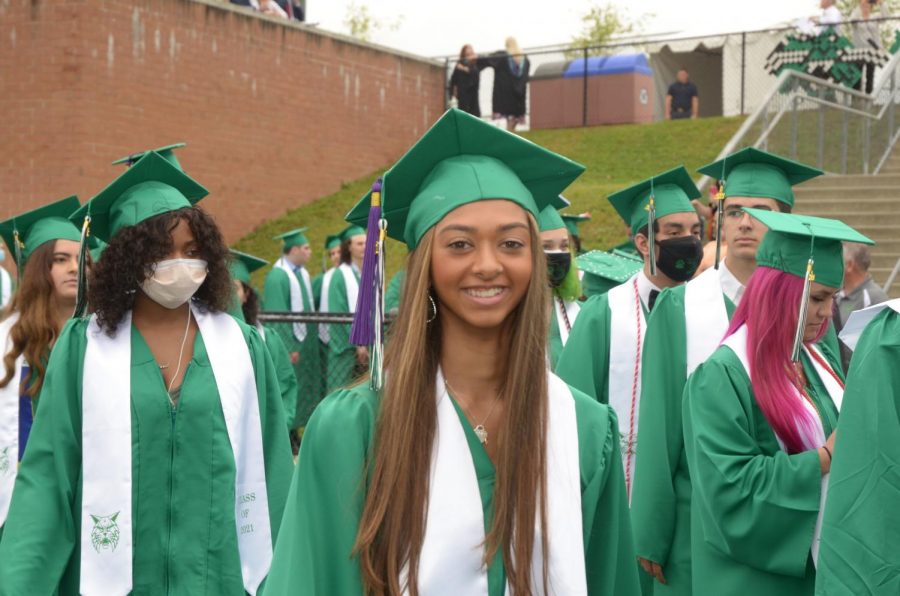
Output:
[90, 512, 121, 553]
[0, 447, 9, 475]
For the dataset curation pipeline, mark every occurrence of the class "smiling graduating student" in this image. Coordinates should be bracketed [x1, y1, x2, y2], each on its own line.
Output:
[0, 196, 83, 538]
[538, 197, 582, 371]
[683, 210, 872, 595]
[0, 151, 293, 594]
[555, 166, 703, 505]
[630, 148, 823, 593]
[265, 108, 641, 595]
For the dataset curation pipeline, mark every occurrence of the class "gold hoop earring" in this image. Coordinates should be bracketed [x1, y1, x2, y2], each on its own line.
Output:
[427, 293, 438, 324]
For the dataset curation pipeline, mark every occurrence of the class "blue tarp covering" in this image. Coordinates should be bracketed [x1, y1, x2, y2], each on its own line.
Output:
[562, 54, 652, 78]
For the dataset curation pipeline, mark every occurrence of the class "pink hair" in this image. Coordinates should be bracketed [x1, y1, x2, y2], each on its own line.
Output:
[723, 267, 828, 454]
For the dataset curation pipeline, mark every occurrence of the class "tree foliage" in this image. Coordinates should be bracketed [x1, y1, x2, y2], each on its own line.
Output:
[567, 3, 643, 57]
[343, 2, 402, 43]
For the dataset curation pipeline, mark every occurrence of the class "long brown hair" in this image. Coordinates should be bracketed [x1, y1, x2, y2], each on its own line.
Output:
[354, 215, 552, 595]
[1, 241, 69, 398]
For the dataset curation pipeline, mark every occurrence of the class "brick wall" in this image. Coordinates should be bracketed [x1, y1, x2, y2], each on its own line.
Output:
[0, 0, 445, 259]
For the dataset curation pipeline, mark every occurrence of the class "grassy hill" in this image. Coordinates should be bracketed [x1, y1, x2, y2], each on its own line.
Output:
[234, 116, 744, 287]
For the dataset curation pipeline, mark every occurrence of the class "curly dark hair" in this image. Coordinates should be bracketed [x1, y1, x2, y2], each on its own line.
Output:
[88, 207, 232, 333]
[240, 281, 260, 327]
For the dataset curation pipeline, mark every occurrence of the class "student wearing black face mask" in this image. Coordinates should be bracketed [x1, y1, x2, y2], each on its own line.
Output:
[556, 168, 703, 531]
[538, 199, 582, 371]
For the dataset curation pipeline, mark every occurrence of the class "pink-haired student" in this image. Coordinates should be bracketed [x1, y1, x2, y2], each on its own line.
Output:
[682, 209, 873, 595]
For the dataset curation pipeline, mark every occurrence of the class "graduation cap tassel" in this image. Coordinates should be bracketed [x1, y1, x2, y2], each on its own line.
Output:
[369, 218, 388, 391]
[714, 181, 726, 270]
[647, 184, 658, 276]
[350, 178, 383, 347]
[73, 214, 91, 319]
[11, 228, 24, 287]
[791, 232, 816, 362]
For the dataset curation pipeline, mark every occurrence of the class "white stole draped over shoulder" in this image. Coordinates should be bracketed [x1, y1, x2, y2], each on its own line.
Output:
[684, 266, 731, 375]
[721, 325, 843, 567]
[0, 268, 12, 308]
[409, 370, 586, 595]
[0, 313, 23, 526]
[318, 264, 358, 345]
[274, 256, 309, 342]
[606, 275, 645, 501]
[80, 306, 272, 595]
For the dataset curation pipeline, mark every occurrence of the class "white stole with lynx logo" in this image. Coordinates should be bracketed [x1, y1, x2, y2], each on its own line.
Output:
[0, 313, 23, 527]
[81, 306, 272, 595]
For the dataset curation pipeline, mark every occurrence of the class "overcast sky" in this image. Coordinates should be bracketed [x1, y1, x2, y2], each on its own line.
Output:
[307, 0, 819, 57]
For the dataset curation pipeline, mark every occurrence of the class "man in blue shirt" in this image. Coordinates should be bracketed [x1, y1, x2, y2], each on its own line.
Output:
[666, 68, 699, 120]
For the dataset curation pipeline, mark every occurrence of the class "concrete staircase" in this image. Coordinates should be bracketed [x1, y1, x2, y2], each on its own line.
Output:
[793, 149, 900, 299]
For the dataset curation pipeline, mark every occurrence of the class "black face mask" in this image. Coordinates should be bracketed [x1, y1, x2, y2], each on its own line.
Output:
[656, 236, 703, 282]
[545, 251, 572, 288]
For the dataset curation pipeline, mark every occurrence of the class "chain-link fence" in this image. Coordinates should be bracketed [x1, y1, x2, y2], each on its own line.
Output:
[438, 17, 900, 130]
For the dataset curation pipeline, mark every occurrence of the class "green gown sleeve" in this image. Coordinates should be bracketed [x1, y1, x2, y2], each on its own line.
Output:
[384, 270, 405, 314]
[246, 325, 295, 548]
[556, 294, 611, 403]
[0, 318, 86, 593]
[311, 273, 323, 311]
[326, 271, 351, 350]
[631, 288, 688, 567]
[573, 391, 641, 596]
[263, 325, 300, 432]
[683, 352, 823, 578]
[816, 309, 900, 596]
[264, 386, 377, 594]
[263, 268, 301, 355]
[548, 304, 563, 373]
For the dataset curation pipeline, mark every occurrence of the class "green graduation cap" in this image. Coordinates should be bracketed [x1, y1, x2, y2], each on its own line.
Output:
[229, 249, 268, 286]
[71, 151, 208, 242]
[340, 224, 366, 242]
[538, 195, 571, 232]
[325, 234, 342, 250]
[608, 166, 700, 235]
[697, 147, 822, 208]
[345, 108, 585, 249]
[561, 213, 590, 238]
[274, 228, 310, 250]
[744, 208, 874, 361]
[746, 208, 873, 289]
[0, 196, 83, 266]
[577, 250, 643, 298]
[112, 142, 186, 171]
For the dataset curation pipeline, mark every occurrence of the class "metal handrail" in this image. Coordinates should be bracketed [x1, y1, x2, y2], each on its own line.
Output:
[884, 256, 900, 294]
[697, 49, 900, 192]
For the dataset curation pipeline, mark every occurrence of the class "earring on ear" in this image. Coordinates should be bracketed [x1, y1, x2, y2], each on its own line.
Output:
[427, 293, 438, 324]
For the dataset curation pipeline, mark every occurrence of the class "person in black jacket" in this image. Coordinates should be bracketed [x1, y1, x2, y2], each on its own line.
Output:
[449, 45, 484, 117]
[483, 37, 530, 131]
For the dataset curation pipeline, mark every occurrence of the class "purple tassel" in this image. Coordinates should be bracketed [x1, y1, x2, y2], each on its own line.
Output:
[350, 179, 383, 346]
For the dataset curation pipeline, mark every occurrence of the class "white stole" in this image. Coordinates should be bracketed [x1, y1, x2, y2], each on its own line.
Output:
[553, 298, 581, 347]
[606, 275, 645, 501]
[0, 268, 12, 308]
[274, 256, 309, 342]
[684, 266, 731, 375]
[411, 371, 586, 595]
[721, 325, 843, 567]
[0, 313, 23, 527]
[81, 306, 272, 595]
[318, 264, 358, 346]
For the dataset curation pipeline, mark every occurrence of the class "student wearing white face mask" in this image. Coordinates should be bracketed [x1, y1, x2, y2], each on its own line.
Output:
[538, 197, 581, 371]
[0, 151, 293, 595]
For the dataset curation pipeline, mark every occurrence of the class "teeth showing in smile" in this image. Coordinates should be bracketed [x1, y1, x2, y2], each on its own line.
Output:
[465, 287, 505, 298]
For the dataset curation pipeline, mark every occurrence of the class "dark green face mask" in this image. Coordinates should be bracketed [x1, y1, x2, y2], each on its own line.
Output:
[545, 251, 572, 287]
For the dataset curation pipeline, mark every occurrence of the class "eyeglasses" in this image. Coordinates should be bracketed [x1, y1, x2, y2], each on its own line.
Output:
[723, 205, 773, 219]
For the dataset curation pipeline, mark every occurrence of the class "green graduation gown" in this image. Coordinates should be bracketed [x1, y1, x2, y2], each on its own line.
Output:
[263, 266, 324, 430]
[0, 317, 294, 595]
[260, 324, 300, 434]
[323, 266, 361, 394]
[548, 296, 580, 373]
[264, 381, 641, 595]
[629, 284, 736, 595]
[816, 307, 900, 595]
[683, 341, 842, 596]
[384, 269, 406, 314]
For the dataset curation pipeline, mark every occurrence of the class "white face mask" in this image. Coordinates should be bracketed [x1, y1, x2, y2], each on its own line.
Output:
[140, 258, 208, 309]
